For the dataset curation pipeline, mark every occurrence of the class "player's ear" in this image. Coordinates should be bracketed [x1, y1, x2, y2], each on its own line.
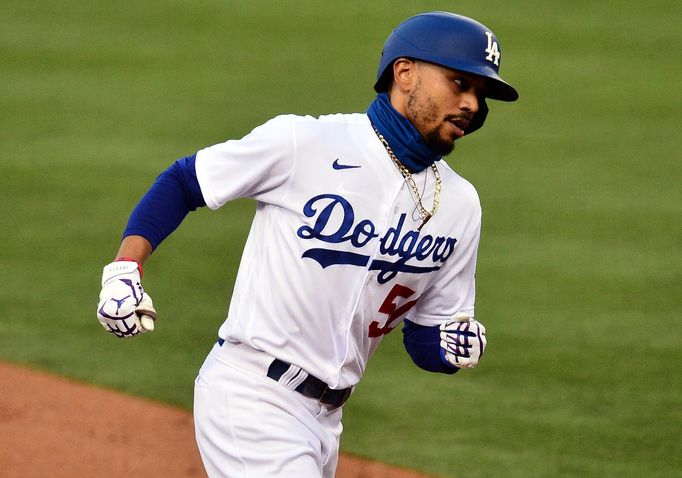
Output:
[391, 58, 417, 93]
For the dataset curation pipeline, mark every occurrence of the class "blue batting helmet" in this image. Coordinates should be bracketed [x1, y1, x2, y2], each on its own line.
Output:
[374, 12, 519, 102]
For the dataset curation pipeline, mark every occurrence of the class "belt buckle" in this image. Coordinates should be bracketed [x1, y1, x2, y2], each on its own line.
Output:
[337, 387, 352, 407]
[320, 385, 352, 408]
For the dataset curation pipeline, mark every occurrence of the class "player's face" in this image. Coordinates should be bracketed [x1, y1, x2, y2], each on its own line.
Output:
[405, 63, 487, 156]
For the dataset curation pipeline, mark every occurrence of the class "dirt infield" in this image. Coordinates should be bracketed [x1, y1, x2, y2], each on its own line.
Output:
[0, 362, 431, 478]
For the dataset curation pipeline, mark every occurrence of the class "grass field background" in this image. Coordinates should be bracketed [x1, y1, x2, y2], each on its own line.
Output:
[1, 1, 680, 477]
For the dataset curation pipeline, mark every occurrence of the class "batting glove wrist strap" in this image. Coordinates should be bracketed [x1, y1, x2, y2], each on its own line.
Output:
[97, 261, 156, 338]
[113, 257, 143, 277]
[439, 314, 487, 369]
[102, 260, 140, 286]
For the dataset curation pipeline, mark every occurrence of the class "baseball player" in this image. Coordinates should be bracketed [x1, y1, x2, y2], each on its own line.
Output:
[96, 11, 517, 478]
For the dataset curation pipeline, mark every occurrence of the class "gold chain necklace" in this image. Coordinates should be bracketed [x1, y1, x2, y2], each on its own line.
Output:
[372, 126, 441, 231]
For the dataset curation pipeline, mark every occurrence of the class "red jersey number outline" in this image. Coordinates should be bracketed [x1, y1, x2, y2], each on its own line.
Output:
[368, 284, 419, 337]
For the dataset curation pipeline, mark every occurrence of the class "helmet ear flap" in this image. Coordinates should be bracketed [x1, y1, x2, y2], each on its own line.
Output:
[465, 98, 488, 135]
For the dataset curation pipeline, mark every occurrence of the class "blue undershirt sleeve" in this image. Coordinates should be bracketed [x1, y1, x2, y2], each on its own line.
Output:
[123, 154, 206, 251]
[402, 319, 460, 375]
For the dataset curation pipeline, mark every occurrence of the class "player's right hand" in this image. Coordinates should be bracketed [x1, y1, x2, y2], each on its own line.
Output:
[439, 314, 486, 368]
[96, 260, 156, 338]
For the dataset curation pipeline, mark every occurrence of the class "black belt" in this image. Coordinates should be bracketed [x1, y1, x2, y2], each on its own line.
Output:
[218, 338, 352, 408]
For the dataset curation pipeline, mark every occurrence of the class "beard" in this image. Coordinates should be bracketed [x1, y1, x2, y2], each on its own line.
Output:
[406, 80, 457, 157]
[423, 125, 456, 156]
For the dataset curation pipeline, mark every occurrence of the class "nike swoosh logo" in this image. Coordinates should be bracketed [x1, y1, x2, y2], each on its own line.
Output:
[332, 158, 361, 170]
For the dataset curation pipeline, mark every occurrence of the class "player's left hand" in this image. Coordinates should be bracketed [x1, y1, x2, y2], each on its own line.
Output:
[439, 314, 486, 368]
[96, 260, 157, 338]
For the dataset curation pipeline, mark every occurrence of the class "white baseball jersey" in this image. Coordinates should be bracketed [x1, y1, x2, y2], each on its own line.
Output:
[195, 112, 481, 389]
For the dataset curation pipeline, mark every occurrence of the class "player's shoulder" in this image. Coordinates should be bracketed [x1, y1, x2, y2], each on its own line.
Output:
[271, 112, 368, 129]
[268, 112, 370, 146]
[236, 113, 354, 145]
[316, 112, 368, 125]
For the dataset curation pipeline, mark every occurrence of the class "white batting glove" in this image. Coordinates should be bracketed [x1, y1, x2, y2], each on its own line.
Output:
[97, 260, 156, 338]
[440, 313, 487, 369]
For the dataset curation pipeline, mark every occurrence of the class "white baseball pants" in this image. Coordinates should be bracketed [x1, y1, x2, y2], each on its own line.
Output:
[194, 341, 343, 478]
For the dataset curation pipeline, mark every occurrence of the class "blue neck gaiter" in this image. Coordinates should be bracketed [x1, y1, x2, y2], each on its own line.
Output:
[366, 92, 441, 173]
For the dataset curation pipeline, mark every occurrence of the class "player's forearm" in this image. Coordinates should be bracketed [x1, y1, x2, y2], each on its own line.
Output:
[115, 235, 153, 265]
[119, 155, 206, 255]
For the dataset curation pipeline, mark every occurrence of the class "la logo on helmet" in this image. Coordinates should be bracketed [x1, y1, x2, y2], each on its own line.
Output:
[484, 31, 500, 66]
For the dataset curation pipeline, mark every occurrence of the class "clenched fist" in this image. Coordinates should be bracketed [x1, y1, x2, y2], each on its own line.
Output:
[97, 260, 156, 338]
[440, 314, 486, 368]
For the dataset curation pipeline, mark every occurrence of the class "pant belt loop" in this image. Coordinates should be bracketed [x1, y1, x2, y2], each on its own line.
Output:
[279, 364, 309, 391]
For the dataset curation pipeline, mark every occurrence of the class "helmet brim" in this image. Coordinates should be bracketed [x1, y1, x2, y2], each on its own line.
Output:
[478, 74, 519, 102]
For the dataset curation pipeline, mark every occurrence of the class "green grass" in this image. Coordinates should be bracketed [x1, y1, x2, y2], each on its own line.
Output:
[1, 1, 681, 477]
